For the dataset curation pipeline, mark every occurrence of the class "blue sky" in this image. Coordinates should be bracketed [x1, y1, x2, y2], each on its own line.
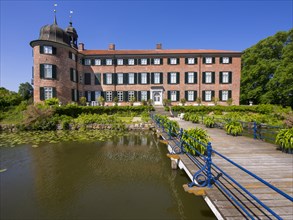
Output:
[0, 0, 292, 92]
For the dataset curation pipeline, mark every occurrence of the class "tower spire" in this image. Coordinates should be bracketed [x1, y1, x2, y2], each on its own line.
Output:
[53, 3, 58, 25]
[69, 10, 73, 26]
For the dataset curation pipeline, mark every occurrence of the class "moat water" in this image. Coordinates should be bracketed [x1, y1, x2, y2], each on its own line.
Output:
[0, 132, 215, 219]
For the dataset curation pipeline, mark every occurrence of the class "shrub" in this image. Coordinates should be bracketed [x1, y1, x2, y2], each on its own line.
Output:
[154, 114, 179, 136]
[276, 128, 293, 153]
[79, 97, 87, 106]
[44, 98, 59, 106]
[225, 121, 243, 136]
[180, 98, 186, 106]
[183, 113, 191, 121]
[204, 116, 215, 128]
[190, 114, 199, 123]
[182, 128, 210, 155]
[163, 99, 171, 107]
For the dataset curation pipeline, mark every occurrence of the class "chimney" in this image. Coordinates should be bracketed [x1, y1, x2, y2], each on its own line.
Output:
[156, 43, 162, 50]
[78, 43, 84, 51]
[109, 43, 115, 50]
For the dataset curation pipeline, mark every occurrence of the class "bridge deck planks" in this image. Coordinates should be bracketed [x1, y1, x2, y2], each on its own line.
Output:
[157, 120, 293, 219]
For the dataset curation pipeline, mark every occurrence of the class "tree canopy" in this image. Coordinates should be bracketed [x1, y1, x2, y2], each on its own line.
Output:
[0, 87, 22, 110]
[18, 82, 33, 100]
[241, 29, 293, 108]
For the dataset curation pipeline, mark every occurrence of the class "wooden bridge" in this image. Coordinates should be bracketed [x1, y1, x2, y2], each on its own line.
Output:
[153, 116, 293, 220]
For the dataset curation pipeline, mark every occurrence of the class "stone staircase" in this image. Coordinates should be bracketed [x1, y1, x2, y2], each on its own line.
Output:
[153, 106, 171, 117]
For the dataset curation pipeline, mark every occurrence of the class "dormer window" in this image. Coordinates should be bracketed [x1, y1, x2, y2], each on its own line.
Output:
[106, 59, 113, 65]
[206, 57, 212, 64]
[117, 59, 124, 65]
[84, 59, 91, 65]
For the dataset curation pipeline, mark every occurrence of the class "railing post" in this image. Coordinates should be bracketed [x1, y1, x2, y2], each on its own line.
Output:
[168, 122, 172, 140]
[207, 142, 213, 188]
[253, 121, 257, 139]
[179, 128, 184, 153]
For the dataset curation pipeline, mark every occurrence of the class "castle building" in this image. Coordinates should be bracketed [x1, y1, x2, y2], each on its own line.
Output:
[30, 16, 241, 106]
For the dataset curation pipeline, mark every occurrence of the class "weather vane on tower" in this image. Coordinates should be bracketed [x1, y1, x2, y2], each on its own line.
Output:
[53, 3, 58, 25]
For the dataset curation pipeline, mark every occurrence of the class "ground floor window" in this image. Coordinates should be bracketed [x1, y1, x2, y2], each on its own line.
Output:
[128, 91, 135, 101]
[106, 91, 112, 102]
[205, 91, 212, 101]
[171, 91, 177, 101]
[141, 91, 147, 101]
[117, 91, 123, 102]
[187, 91, 194, 101]
[95, 91, 101, 100]
[44, 87, 53, 100]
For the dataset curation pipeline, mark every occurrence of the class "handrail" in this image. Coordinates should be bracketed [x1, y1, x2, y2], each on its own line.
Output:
[151, 113, 292, 219]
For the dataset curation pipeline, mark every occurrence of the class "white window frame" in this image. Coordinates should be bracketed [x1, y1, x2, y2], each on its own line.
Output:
[44, 46, 53, 54]
[154, 73, 160, 84]
[187, 91, 194, 101]
[44, 64, 53, 78]
[117, 73, 123, 84]
[170, 91, 177, 101]
[72, 69, 77, 82]
[222, 72, 229, 83]
[205, 91, 212, 101]
[73, 89, 78, 101]
[95, 91, 101, 100]
[205, 57, 212, 64]
[170, 58, 177, 65]
[71, 53, 76, 61]
[128, 59, 135, 65]
[205, 72, 212, 83]
[141, 59, 147, 65]
[106, 59, 113, 66]
[117, 91, 123, 102]
[106, 73, 112, 84]
[187, 58, 195, 64]
[154, 58, 161, 65]
[222, 57, 230, 64]
[128, 91, 135, 101]
[128, 73, 135, 84]
[84, 59, 91, 66]
[188, 72, 194, 83]
[44, 87, 53, 100]
[95, 59, 101, 66]
[141, 91, 147, 101]
[117, 59, 124, 65]
[106, 91, 112, 102]
[170, 72, 177, 84]
[141, 73, 147, 84]
[87, 91, 91, 101]
[222, 90, 229, 101]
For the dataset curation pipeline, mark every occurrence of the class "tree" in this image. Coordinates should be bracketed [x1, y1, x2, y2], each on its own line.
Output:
[0, 87, 22, 110]
[18, 82, 33, 100]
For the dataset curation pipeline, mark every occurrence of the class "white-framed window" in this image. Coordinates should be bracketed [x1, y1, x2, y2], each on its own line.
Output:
[95, 91, 101, 100]
[128, 91, 135, 101]
[128, 73, 135, 84]
[170, 72, 177, 83]
[222, 72, 229, 83]
[187, 91, 194, 101]
[87, 91, 91, 101]
[95, 59, 101, 65]
[44, 87, 53, 100]
[170, 58, 177, 65]
[44, 46, 53, 54]
[128, 59, 135, 65]
[141, 59, 148, 65]
[205, 57, 212, 64]
[106, 91, 112, 102]
[72, 69, 77, 82]
[188, 72, 194, 83]
[106, 73, 112, 84]
[154, 73, 160, 84]
[44, 64, 53, 78]
[117, 91, 123, 102]
[154, 58, 161, 65]
[205, 72, 212, 83]
[73, 89, 78, 101]
[205, 91, 212, 101]
[187, 58, 195, 64]
[222, 90, 229, 101]
[171, 91, 177, 101]
[84, 59, 91, 65]
[117, 73, 123, 84]
[117, 59, 124, 65]
[222, 57, 230, 64]
[71, 53, 76, 61]
[106, 59, 112, 65]
[141, 73, 147, 84]
[141, 91, 147, 101]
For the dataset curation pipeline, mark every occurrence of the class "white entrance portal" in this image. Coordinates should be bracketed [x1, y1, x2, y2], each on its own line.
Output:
[151, 89, 163, 105]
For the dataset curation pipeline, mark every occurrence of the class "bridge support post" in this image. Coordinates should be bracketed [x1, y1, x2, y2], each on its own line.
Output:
[253, 122, 257, 139]
[179, 128, 184, 153]
[207, 142, 213, 188]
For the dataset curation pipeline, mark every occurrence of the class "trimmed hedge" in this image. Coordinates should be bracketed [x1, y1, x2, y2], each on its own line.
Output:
[54, 105, 154, 118]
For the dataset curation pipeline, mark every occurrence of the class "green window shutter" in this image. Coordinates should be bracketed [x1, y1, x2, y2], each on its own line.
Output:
[185, 58, 188, 64]
[138, 73, 141, 84]
[146, 73, 150, 84]
[77, 90, 80, 101]
[137, 91, 141, 101]
[71, 89, 74, 101]
[185, 72, 188, 84]
[82, 59, 85, 65]
[76, 71, 78, 83]
[167, 58, 170, 65]
[90, 59, 94, 66]
[195, 72, 198, 84]
[203, 57, 206, 64]
[212, 72, 215, 84]
[134, 59, 138, 65]
[176, 91, 180, 101]
[167, 91, 171, 100]
[123, 73, 128, 84]
[194, 91, 197, 101]
[52, 47, 57, 55]
[147, 91, 150, 100]
[219, 90, 222, 101]
[69, 52, 72, 59]
[123, 91, 128, 101]
[176, 72, 180, 84]
[134, 91, 138, 100]
[195, 58, 198, 64]
[91, 91, 95, 101]
[113, 73, 117, 85]
[151, 59, 154, 65]
[219, 72, 223, 84]
[160, 58, 163, 65]
[40, 64, 44, 78]
[212, 57, 215, 64]
[113, 91, 117, 99]
[151, 73, 154, 84]
[202, 91, 205, 101]
[52, 87, 57, 98]
[85, 91, 88, 101]
[229, 72, 232, 83]
[95, 73, 101, 85]
[52, 65, 57, 79]
[101, 91, 104, 98]
[202, 72, 206, 83]
[70, 68, 73, 81]
[40, 87, 44, 100]
[177, 58, 180, 64]
[211, 91, 215, 100]
[228, 90, 232, 99]
[147, 59, 150, 65]
[220, 57, 223, 64]
[40, 46, 44, 54]
[160, 72, 163, 84]
[103, 73, 107, 85]
[167, 72, 170, 84]
[134, 73, 137, 84]
[185, 91, 188, 100]
[229, 57, 232, 64]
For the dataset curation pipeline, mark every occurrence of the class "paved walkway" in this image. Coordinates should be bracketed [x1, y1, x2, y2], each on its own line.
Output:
[169, 117, 293, 219]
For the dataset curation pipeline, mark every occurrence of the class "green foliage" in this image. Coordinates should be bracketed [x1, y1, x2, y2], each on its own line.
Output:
[189, 114, 199, 123]
[182, 128, 210, 155]
[79, 97, 87, 106]
[163, 99, 171, 107]
[227, 98, 233, 106]
[241, 29, 293, 107]
[183, 113, 191, 121]
[276, 128, 293, 151]
[225, 121, 243, 136]
[98, 96, 105, 106]
[180, 98, 186, 106]
[0, 87, 22, 110]
[18, 82, 33, 100]
[141, 111, 150, 122]
[154, 114, 179, 135]
[204, 116, 215, 128]
[44, 98, 59, 106]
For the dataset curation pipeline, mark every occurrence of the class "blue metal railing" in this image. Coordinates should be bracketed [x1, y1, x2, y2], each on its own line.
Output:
[151, 113, 293, 220]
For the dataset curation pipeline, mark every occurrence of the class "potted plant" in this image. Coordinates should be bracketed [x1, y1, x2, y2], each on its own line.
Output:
[180, 98, 186, 106]
[113, 97, 119, 106]
[196, 97, 202, 106]
[204, 116, 215, 128]
[276, 128, 293, 154]
[182, 128, 210, 156]
[79, 97, 87, 106]
[97, 96, 105, 106]
[225, 121, 243, 136]
[190, 114, 199, 123]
